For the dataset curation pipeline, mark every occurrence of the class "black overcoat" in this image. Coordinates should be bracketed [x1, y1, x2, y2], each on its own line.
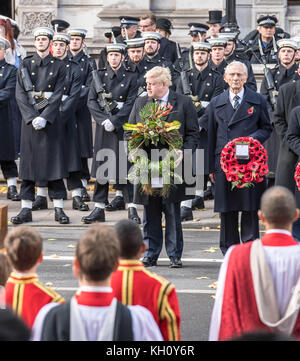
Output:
[16, 52, 68, 182]
[127, 90, 200, 205]
[260, 63, 299, 175]
[60, 57, 82, 173]
[0, 59, 17, 161]
[88, 64, 139, 182]
[285, 106, 300, 208]
[68, 50, 96, 159]
[176, 64, 225, 175]
[274, 79, 300, 191]
[208, 87, 272, 213]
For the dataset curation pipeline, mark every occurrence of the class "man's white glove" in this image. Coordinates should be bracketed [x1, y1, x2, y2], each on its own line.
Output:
[174, 149, 183, 167]
[101, 118, 115, 132]
[32, 117, 47, 130]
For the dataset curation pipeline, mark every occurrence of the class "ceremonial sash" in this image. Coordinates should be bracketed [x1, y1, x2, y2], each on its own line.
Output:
[250, 239, 300, 335]
[70, 297, 118, 341]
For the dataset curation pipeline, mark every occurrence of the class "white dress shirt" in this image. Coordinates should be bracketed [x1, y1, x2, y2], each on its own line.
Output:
[229, 87, 244, 108]
[156, 89, 169, 106]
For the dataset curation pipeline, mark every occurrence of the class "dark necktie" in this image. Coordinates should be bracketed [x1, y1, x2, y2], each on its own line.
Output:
[233, 95, 240, 110]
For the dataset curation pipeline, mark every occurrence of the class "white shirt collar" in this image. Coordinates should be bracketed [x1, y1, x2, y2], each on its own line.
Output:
[158, 89, 169, 105]
[229, 87, 244, 103]
[79, 285, 112, 293]
[265, 229, 292, 236]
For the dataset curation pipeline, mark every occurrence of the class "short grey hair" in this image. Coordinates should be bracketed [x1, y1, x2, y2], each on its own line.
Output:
[224, 61, 248, 76]
[145, 66, 172, 87]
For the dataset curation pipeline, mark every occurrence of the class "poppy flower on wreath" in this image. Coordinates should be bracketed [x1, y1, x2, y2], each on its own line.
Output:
[294, 162, 300, 191]
[248, 162, 260, 172]
[220, 137, 269, 190]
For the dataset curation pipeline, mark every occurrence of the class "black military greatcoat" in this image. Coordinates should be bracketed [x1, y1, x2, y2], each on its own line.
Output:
[208, 87, 272, 213]
[16, 52, 68, 182]
[67, 50, 96, 159]
[274, 80, 300, 191]
[0, 59, 17, 161]
[88, 64, 139, 183]
[60, 57, 82, 173]
[260, 62, 299, 175]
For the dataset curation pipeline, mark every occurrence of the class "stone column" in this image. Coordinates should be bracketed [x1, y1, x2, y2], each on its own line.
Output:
[15, 0, 58, 51]
[251, 0, 287, 31]
[95, 0, 150, 49]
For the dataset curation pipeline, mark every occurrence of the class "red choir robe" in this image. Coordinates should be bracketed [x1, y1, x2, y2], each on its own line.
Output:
[209, 231, 300, 341]
[5, 272, 65, 328]
[111, 259, 181, 341]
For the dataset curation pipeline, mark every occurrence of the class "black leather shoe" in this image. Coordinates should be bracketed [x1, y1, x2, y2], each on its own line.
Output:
[81, 207, 105, 224]
[54, 208, 70, 224]
[128, 207, 141, 224]
[72, 196, 89, 211]
[105, 196, 125, 211]
[32, 196, 48, 211]
[169, 257, 183, 268]
[81, 187, 90, 202]
[142, 257, 157, 267]
[204, 186, 214, 200]
[180, 206, 193, 221]
[11, 208, 32, 225]
[7, 186, 21, 201]
[191, 196, 205, 210]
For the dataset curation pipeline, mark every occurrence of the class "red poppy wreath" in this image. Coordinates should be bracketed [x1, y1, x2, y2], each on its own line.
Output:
[294, 162, 300, 191]
[220, 137, 269, 190]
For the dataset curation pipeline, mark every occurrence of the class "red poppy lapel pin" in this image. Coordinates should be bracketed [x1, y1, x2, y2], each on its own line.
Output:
[248, 106, 254, 115]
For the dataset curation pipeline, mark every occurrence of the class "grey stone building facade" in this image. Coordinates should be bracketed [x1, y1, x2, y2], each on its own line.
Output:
[1, 0, 300, 55]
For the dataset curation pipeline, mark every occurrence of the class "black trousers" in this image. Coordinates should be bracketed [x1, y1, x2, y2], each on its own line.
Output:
[36, 172, 82, 192]
[20, 179, 67, 202]
[0, 160, 18, 179]
[220, 211, 260, 255]
[66, 171, 82, 191]
[80, 158, 90, 181]
[92, 181, 134, 203]
[143, 198, 183, 260]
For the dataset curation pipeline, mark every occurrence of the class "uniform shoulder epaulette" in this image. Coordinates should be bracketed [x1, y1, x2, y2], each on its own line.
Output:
[23, 54, 34, 60]
[181, 48, 189, 53]
[22, 55, 34, 65]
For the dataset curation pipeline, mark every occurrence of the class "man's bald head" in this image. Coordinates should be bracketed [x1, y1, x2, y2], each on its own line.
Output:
[260, 186, 297, 228]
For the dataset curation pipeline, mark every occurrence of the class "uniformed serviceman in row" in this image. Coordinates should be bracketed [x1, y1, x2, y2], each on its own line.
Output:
[116, 16, 141, 44]
[139, 14, 178, 64]
[244, 15, 290, 65]
[67, 28, 96, 202]
[176, 41, 224, 221]
[126, 32, 175, 94]
[11, 27, 69, 225]
[173, 23, 209, 74]
[82, 43, 140, 224]
[0, 36, 20, 202]
[32, 33, 88, 213]
[141, 31, 176, 87]
[208, 36, 257, 91]
[260, 38, 299, 187]
[52, 33, 89, 211]
[98, 26, 121, 69]
[221, 30, 257, 91]
[125, 37, 146, 94]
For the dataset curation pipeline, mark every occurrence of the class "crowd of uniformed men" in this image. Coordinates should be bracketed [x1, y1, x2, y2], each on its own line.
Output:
[1, 10, 300, 265]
